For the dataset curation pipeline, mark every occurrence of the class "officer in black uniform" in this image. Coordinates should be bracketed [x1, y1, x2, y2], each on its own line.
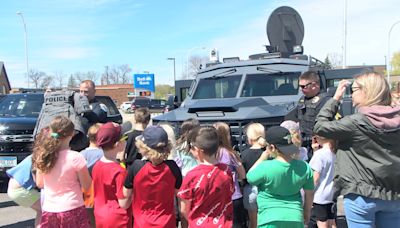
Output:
[79, 80, 107, 128]
[76, 80, 107, 150]
[285, 71, 330, 159]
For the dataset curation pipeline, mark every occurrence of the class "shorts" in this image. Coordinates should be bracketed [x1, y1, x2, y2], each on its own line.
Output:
[311, 203, 336, 221]
[7, 186, 40, 207]
[243, 184, 258, 210]
[41, 205, 90, 228]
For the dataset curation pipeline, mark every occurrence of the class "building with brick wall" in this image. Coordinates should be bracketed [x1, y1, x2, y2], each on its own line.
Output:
[95, 84, 135, 106]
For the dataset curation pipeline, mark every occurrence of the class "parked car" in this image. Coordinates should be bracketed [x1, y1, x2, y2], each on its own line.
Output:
[131, 97, 166, 113]
[0, 92, 122, 183]
[119, 101, 132, 113]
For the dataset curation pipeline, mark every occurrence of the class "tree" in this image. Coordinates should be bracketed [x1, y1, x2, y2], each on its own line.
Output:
[155, 84, 174, 99]
[101, 66, 110, 85]
[53, 71, 65, 88]
[390, 51, 400, 76]
[40, 76, 54, 89]
[86, 71, 98, 83]
[73, 71, 99, 84]
[107, 64, 132, 84]
[324, 56, 332, 69]
[184, 55, 208, 79]
[73, 72, 86, 84]
[326, 53, 342, 68]
[67, 75, 77, 88]
[28, 69, 46, 89]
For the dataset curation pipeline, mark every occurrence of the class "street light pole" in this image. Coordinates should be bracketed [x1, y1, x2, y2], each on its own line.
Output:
[342, 0, 347, 69]
[387, 20, 400, 86]
[186, 47, 206, 79]
[167, 58, 176, 86]
[17, 11, 29, 88]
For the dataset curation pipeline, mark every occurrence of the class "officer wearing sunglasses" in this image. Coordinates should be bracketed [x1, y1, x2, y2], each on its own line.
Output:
[285, 71, 330, 160]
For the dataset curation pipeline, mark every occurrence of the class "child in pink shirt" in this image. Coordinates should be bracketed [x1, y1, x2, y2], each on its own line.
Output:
[33, 116, 92, 228]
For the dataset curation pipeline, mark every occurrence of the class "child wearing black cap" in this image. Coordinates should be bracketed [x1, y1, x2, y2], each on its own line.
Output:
[91, 122, 132, 228]
[246, 126, 314, 228]
[123, 125, 182, 228]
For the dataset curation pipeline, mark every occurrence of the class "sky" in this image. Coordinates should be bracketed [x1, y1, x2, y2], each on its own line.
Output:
[0, 0, 399, 88]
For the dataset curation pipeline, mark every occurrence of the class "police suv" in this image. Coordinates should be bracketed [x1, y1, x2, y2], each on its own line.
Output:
[0, 92, 122, 182]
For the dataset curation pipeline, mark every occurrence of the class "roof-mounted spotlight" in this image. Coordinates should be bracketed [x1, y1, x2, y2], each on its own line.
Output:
[293, 45, 303, 54]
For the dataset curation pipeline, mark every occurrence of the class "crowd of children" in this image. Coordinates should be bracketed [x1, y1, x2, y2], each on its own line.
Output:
[8, 107, 341, 228]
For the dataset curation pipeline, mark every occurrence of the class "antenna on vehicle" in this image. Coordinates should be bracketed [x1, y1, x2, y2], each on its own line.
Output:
[266, 6, 304, 57]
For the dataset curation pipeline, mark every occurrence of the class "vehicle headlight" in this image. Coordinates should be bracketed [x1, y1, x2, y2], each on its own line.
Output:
[0, 125, 8, 133]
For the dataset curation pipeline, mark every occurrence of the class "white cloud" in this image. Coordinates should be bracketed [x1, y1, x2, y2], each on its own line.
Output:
[42, 47, 99, 60]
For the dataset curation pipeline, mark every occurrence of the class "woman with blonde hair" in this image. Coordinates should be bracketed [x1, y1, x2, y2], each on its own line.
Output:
[241, 123, 267, 228]
[314, 72, 400, 227]
[213, 121, 247, 228]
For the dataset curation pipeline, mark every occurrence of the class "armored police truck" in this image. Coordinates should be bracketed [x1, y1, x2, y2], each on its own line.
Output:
[153, 6, 368, 151]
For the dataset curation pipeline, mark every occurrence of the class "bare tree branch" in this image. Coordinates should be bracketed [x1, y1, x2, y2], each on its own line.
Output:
[53, 71, 65, 88]
[28, 69, 46, 89]
[40, 76, 54, 89]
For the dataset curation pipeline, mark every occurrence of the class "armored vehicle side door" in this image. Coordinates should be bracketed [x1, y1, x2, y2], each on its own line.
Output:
[320, 67, 372, 116]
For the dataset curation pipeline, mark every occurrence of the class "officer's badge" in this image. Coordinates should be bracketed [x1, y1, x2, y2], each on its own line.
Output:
[311, 96, 320, 103]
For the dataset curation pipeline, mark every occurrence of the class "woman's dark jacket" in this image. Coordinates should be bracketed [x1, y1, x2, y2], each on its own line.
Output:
[314, 98, 400, 200]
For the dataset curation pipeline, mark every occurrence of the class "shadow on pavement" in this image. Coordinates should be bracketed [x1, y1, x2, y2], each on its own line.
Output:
[1, 219, 34, 228]
[0, 200, 17, 208]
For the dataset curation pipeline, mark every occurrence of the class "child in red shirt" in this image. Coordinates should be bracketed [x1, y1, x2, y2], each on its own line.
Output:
[92, 122, 132, 228]
[178, 126, 234, 227]
[123, 125, 182, 228]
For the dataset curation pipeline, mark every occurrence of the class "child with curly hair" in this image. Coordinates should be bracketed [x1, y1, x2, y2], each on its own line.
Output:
[33, 116, 92, 228]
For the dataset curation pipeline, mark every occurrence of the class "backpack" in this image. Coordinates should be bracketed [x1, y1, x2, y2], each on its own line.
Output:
[33, 90, 91, 150]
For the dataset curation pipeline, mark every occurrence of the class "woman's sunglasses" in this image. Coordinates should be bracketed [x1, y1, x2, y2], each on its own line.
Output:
[349, 82, 361, 94]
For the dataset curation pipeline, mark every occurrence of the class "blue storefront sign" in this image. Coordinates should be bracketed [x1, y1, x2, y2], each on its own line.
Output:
[133, 74, 155, 92]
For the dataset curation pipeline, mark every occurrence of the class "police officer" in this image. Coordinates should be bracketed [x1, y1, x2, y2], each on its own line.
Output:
[285, 71, 330, 159]
[79, 80, 107, 128]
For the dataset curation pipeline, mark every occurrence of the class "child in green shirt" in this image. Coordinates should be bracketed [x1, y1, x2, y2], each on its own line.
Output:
[247, 126, 314, 228]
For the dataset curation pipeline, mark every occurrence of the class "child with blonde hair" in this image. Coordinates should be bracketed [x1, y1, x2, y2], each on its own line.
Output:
[33, 116, 92, 227]
[213, 121, 247, 228]
[123, 126, 182, 228]
[241, 122, 267, 228]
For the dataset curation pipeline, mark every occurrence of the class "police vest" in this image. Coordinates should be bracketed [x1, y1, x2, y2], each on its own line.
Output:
[297, 92, 329, 138]
[33, 90, 91, 137]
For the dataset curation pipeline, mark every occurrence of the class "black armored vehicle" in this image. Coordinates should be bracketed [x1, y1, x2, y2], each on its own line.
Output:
[154, 6, 368, 151]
